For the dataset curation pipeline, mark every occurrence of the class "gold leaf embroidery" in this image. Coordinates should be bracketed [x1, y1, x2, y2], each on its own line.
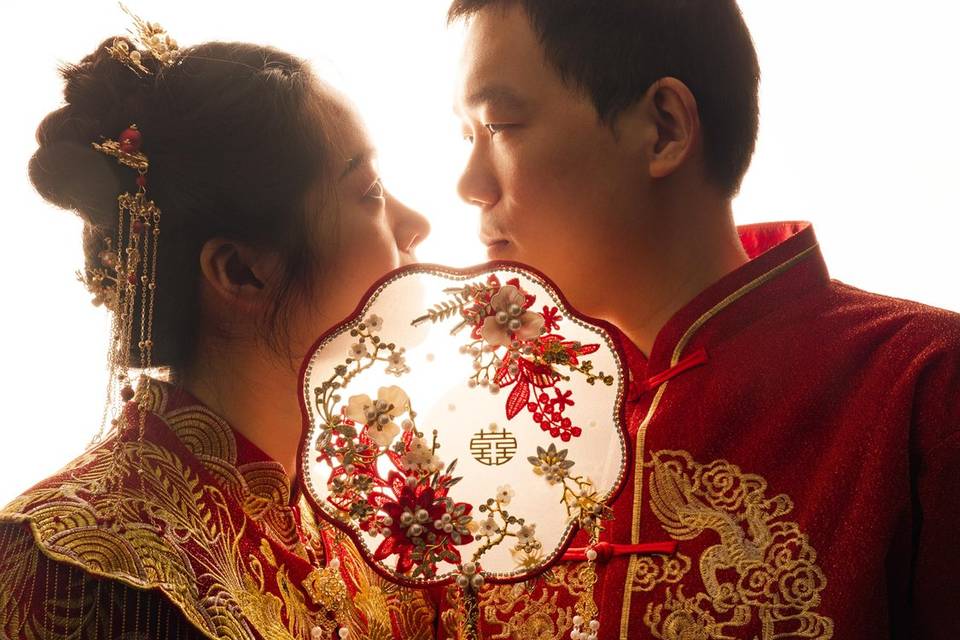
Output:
[0, 382, 437, 639]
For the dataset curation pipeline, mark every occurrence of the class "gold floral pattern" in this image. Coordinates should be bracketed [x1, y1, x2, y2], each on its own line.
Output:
[0, 381, 434, 639]
[439, 563, 597, 640]
[642, 450, 833, 639]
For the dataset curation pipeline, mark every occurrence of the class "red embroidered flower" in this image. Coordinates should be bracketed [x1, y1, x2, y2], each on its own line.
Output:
[371, 471, 474, 578]
[553, 388, 574, 410]
[541, 306, 562, 332]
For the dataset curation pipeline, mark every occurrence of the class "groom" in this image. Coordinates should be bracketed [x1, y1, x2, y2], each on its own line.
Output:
[440, 1, 960, 638]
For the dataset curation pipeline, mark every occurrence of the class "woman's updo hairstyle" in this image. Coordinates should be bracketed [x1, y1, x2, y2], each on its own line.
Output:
[29, 37, 333, 374]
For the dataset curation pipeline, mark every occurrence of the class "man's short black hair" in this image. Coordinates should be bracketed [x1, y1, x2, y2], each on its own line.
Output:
[449, 0, 761, 197]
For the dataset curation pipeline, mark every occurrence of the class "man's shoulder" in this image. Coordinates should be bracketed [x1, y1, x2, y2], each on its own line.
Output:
[813, 280, 960, 350]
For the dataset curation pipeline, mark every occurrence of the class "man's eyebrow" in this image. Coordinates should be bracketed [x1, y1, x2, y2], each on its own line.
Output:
[463, 85, 528, 111]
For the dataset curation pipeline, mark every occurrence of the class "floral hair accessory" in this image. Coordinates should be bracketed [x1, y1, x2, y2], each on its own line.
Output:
[106, 4, 181, 76]
[299, 263, 629, 636]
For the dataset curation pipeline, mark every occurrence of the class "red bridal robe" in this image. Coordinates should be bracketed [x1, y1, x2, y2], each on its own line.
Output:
[435, 221, 960, 639]
[0, 380, 435, 639]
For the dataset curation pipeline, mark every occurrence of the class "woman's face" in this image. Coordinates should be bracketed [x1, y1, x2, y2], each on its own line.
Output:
[287, 86, 431, 354]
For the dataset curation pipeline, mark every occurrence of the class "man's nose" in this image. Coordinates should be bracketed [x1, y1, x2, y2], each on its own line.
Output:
[457, 144, 500, 209]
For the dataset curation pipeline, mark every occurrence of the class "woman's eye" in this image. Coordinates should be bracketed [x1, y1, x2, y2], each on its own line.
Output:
[364, 178, 385, 200]
[484, 123, 509, 136]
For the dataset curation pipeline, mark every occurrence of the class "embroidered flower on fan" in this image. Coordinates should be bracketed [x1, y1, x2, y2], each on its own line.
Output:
[477, 516, 499, 538]
[348, 342, 369, 360]
[343, 386, 410, 447]
[495, 485, 515, 505]
[385, 349, 410, 376]
[515, 523, 540, 552]
[479, 285, 545, 347]
[541, 305, 562, 332]
[400, 436, 443, 474]
[528, 443, 576, 485]
[365, 314, 384, 332]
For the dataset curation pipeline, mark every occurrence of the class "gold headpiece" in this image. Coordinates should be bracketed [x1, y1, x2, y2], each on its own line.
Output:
[86, 121, 162, 450]
[82, 6, 179, 449]
[106, 5, 181, 76]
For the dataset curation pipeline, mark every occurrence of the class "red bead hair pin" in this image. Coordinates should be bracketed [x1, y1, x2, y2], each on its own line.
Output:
[92, 124, 149, 173]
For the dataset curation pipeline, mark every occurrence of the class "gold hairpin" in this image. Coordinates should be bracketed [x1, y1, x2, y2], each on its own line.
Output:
[106, 3, 181, 76]
[92, 135, 149, 173]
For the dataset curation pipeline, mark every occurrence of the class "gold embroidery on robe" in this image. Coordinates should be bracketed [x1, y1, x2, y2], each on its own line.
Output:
[0, 382, 433, 639]
[438, 563, 596, 640]
[333, 530, 435, 639]
[631, 552, 692, 593]
[642, 450, 834, 639]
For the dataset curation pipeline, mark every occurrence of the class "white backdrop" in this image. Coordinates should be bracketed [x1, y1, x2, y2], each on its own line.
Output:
[1, 1, 957, 505]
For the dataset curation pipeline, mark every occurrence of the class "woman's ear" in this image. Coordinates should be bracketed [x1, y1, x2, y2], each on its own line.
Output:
[198, 238, 281, 314]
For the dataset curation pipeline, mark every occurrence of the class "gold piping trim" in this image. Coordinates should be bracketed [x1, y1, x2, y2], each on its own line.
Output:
[618, 243, 819, 639]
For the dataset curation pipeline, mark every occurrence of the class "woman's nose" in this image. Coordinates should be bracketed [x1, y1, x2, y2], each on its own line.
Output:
[386, 192, 431, 257]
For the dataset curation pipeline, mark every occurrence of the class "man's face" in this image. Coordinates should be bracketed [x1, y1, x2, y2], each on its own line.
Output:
[455, 4, 651, 317]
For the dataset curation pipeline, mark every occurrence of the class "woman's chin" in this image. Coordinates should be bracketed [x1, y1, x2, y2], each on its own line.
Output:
[485, 240, 513, 260]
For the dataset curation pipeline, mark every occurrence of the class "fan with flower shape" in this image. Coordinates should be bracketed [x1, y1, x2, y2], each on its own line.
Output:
[298, 262, 629, 619]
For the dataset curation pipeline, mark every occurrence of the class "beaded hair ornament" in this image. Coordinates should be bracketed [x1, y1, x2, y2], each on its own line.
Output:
[82, 8, 180, 446]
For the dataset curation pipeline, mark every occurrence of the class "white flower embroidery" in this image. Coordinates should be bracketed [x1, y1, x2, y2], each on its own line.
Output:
[385, 350, 409, 376]
[344, 386, 410, 447]
[365, 314, 384, 332]
[479, 285, 545, 347]
[477, 517, 499, 538]
[516, 523, 537, 546]
[495, 485, 515, 506]
[400, 436, 443, 474]
[348, 342, 369, 360]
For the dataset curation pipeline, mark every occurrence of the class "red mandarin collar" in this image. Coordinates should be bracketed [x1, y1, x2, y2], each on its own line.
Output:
[156, 382, 302, 505]
[620, 221, 830, 389]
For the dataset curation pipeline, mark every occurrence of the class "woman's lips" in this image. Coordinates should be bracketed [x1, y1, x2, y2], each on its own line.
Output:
[485, 239, 511, 259]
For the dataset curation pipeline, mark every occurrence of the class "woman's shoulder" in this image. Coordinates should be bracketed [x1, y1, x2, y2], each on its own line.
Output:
[0, 519, 207, 639]
[0, 429, 245, 639]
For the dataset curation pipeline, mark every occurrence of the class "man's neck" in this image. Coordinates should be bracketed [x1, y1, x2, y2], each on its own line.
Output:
[611, 203, 748, 357]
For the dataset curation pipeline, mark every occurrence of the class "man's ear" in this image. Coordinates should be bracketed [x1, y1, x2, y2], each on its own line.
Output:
[198, 238, 280, 313]
[630, 77, 701, 180]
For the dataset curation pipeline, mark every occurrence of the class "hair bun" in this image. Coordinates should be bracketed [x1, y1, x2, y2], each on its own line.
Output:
[29, 134, 121, 228]
[61, 37, 149, 130]
[29, 37, 149, 227]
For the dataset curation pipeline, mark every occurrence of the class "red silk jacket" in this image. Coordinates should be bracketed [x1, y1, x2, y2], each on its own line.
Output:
[435, 221, 960, 640]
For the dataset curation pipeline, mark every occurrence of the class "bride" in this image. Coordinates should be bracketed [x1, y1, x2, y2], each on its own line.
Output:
[0, 16, 435, 640]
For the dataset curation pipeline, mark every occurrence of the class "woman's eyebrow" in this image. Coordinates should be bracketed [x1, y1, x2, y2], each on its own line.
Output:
[341, 148, 375, 180]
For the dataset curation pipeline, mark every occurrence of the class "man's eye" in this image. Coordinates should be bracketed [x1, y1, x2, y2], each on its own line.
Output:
[484, 123, 509, 135]
[364, 178, 385, 200]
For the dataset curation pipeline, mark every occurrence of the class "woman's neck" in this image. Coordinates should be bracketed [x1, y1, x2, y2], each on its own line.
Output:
[181, 342, 302, 483]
